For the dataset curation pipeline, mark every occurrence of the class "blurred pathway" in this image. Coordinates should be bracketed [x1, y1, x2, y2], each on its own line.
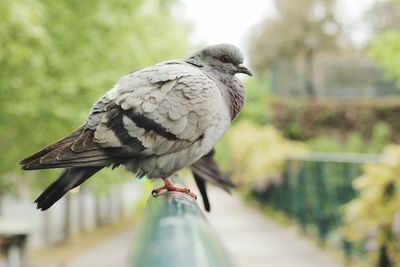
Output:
[34, 222, 136, 267]
[205, 188, 344, 267]
[34, 186, 344, 267]
[63, 227, 136, 267]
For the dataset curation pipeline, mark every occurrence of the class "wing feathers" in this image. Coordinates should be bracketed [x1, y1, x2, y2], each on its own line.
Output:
[19, 127, 84, 165]
[23, 158, 112, 170]
[20, 129, 113, 170]
[71, 131, 93, 152]
[123, 109, 178, 141]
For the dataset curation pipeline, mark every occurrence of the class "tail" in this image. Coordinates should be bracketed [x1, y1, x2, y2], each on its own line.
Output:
[35, 167, 103, 210]
[190, 149, 236, 212]
[193, 173, 210, 212]
[19, 128, 114, 210]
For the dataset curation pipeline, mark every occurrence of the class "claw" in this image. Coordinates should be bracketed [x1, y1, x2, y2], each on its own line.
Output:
[151, 177, 197, 200]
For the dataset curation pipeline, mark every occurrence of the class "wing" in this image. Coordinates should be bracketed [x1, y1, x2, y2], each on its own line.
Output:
[20, 128, 115, 170]
[20, 62, 226, 170]
[93, 62, 225, 159]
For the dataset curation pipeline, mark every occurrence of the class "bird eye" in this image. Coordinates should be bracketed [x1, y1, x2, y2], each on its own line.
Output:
[220, 56, 229, 63]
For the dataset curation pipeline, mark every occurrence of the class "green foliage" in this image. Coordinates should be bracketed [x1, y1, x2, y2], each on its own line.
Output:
[369, 29, 400, 88]
[270, 98, 398, 152]
[238, 76, 272, 125]
[0, 0, 190, 194]
[342, 145, 400, 265]
[216, 120, 307, 188]
[367, 0, 400, 88]
[247, 0, 341, 73]
[307, 123, 391, 153]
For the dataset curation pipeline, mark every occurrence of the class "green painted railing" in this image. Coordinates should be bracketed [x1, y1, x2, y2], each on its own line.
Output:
[251, 151, 382, 260]
[130, 186, 234, 267]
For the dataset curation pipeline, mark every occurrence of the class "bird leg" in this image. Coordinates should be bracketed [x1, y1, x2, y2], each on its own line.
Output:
[152, 177, 197, 199]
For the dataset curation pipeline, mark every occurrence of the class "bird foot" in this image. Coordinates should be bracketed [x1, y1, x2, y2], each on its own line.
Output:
[152, 177, 197, 200]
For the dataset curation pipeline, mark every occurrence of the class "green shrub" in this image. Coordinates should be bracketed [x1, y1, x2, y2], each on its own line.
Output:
[270, 98, 397, 152]
[216, 120, 307, 188]
[342, 145, 400, 265]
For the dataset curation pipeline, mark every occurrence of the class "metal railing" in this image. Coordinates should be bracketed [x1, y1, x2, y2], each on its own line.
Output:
[251, 152, 382, 257]
[130, 183, 234, 267]
[288, 151, 384, 164]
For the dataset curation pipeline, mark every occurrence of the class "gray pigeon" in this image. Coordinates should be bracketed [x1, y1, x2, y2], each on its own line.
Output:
[19, 44, 252, 210]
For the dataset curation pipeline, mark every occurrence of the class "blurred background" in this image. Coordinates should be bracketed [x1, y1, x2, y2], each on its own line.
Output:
[1, 0, 400, 266]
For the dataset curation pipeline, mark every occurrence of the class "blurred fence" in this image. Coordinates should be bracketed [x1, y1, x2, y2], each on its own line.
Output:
[0, 181, 142, 250]
[251, 152, 383, 259]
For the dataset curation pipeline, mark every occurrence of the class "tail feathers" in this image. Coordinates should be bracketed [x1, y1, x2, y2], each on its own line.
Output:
[190, 149, 236, 212]
[193, 173, 210, 212]
[35, 167, 102, 210]
[191, 161, 235, 192]
[190, 150, 236, 192]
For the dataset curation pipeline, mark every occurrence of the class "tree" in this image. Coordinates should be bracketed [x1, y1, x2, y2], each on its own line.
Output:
[246, 0, 342, 94]
[1, 0, 190, 187]
[367, 0, 400, 88]
[0, 0, 191, 241]
[366, 0, 400, 32]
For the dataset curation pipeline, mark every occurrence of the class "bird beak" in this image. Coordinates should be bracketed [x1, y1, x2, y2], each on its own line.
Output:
[237, 64, 253, 76]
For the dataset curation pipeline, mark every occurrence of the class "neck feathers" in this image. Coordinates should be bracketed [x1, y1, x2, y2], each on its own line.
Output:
[228, 80, 245, 120]
[219, 76, 245, 121]
[189, 63, 245, 121]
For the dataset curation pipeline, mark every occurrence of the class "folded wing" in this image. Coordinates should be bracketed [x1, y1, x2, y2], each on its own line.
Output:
[20, 62, 224, 172]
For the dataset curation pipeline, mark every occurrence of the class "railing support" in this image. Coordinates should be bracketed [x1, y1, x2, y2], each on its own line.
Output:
[131, 188, 234, 267]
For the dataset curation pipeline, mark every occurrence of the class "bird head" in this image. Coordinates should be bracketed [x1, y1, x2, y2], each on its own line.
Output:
[187, 44, 253, 77]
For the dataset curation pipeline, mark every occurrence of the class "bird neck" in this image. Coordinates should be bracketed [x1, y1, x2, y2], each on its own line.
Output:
[204, 70, 245, 121]
[222, 76, 245, 121]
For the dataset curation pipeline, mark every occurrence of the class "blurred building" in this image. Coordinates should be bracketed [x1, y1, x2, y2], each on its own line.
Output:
[270, 52, 399, 98]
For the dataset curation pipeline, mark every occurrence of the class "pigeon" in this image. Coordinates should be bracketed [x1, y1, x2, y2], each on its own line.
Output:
[19, 44, 252, 211]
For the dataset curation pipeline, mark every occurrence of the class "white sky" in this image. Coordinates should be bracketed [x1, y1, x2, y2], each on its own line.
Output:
[181, 0, 377, 51]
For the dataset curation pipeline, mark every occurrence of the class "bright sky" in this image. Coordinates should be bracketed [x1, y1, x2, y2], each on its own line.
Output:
[181, 0, 377, 52]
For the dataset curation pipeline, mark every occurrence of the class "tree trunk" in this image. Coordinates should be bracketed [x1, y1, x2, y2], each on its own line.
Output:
[304, 49, 315, 96]
[94, 196, 103, 227]
[104, 193, 112, 225]
[42, 211, 51, 247]
[0, 191, 4, 216]
[63, 193, 72, 241]
[78, 188, 86, 234]
[115, 187, 124, 220]
[378, 244, 391, 267]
